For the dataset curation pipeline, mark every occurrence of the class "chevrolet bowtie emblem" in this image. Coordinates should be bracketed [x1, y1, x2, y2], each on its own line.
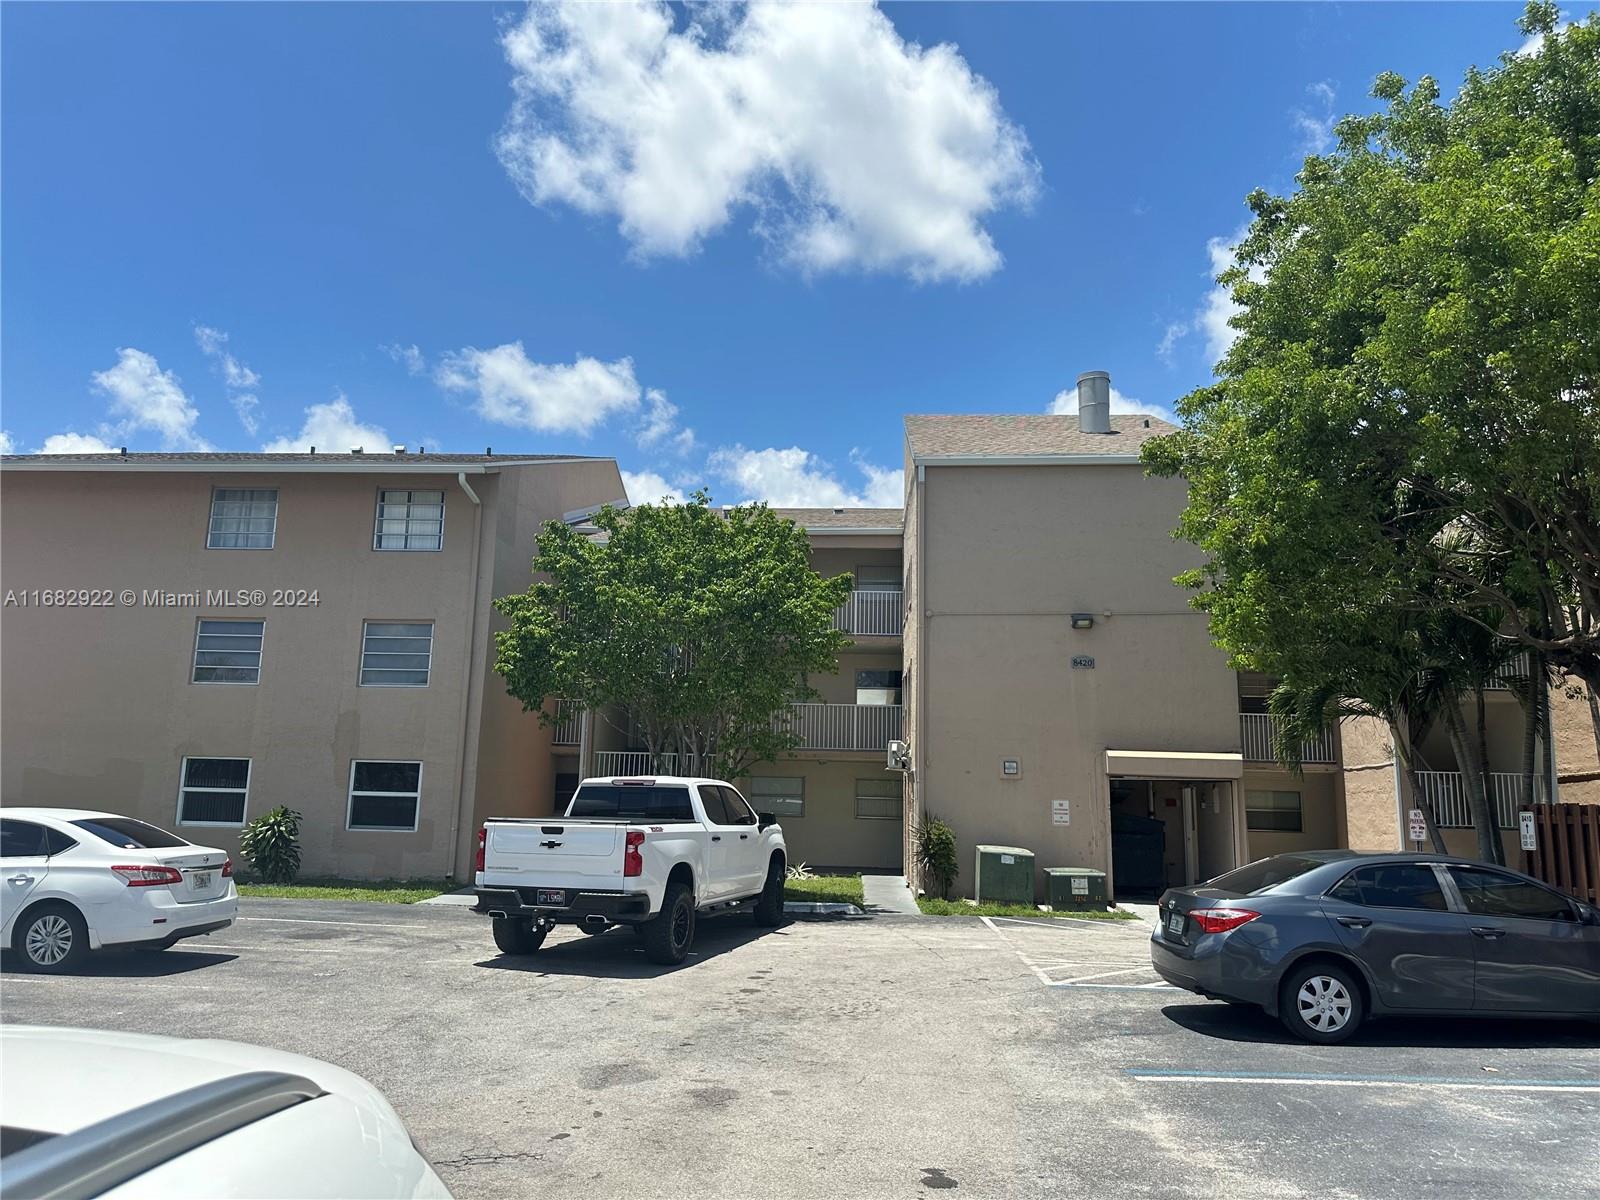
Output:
[540, 840, 562, 849]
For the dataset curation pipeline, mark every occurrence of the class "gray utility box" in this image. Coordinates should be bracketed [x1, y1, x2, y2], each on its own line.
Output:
[975, 845, 1035, 905]
[1046, 867, 1107, 911]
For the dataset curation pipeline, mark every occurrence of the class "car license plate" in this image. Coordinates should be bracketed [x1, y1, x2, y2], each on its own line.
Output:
[536, 889, 566, 906]
[191, 871, 212, 891]
[1166, 911, 1184, 935]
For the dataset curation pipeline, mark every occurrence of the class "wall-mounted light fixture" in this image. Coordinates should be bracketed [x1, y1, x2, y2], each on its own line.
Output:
[1070, 613, 1095, 630]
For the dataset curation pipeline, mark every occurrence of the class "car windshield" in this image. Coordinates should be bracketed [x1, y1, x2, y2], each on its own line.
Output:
[1205, 855, 1326, 895]
[567, 785, 695, 822]
[70, 817, 189, 850]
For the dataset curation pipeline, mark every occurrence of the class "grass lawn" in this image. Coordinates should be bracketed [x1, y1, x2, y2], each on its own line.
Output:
[783, 874, 866, 907]
[237, 878, 455, 904]
[916, 897, 1141, 920]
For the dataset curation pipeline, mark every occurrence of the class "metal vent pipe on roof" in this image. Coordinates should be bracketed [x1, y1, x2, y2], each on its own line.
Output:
[1076, 371, 1111, 434]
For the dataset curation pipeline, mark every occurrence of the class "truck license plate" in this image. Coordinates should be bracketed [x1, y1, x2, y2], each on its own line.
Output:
[536, 889, 566, 906]
[1166, 911, 1184, 935]
[191, 871, 212, 891]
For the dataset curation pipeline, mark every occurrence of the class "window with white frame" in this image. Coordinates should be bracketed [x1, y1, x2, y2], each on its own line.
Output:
[347, 761, 422, 831]
[192, 619, 265, 684]
[208, 488, 278, 549]
[855, 777, 902, 820]
[177, 757, 251, 826]
[747, 776, 804, 818]
[360, 621, 434, 686]
[856, 564, 900, 591]
[374, 489, 444, 551]
[1246, 789, 1303, 832]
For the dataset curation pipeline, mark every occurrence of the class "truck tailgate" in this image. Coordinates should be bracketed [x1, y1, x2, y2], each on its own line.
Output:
[485, 822, 623, 883]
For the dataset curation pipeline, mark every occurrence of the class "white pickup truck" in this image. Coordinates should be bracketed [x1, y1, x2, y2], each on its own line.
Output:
[472, 776, 787, 965]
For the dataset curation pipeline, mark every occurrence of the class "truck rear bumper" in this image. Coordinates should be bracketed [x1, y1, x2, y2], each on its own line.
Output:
[473, 887, 653, 925]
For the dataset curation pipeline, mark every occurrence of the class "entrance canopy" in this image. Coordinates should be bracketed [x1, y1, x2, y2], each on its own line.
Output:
[1105, 750, 1244, 780]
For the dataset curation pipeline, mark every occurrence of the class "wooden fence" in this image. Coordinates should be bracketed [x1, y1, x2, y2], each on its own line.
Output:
[1525, 804, 1600, 905]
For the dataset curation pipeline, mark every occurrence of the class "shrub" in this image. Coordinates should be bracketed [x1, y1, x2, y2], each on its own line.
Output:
[785, 861, 816, 881]
[239, 806, 302, 884]
[915, 814, 959, 900]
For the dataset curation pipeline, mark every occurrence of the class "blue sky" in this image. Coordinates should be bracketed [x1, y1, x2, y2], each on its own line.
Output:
[0, 1, 1536, 506]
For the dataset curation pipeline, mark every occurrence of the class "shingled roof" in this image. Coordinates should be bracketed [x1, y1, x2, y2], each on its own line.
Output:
[770, 507, 903, 530]
[1, 451, 605, 471]
[903, 413, 1175, 460]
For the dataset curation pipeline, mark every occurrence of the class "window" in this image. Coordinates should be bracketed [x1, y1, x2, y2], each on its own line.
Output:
[855, 669, 902, 706]
[1245, 789, 1303, 833]
[0, 820, 46, 858]
[568, 784, 694, 822]
[374, 489, 445, 551]
[1208, 855, 1327, 896]
[856, 565, 900, 591]
[347, 761, 422, 831]
[208, 488, 278, 549]
[697, 785, 732, 825]
[748, 777, 804, 818]
[1449, 866, 1575, 921]
[192, 620, 265, 684]
[177, 757, 251, 826]
[719, 787, 758, 826]
[360, 621, 434, 686]
[71, 817, 189, 849]
[855, 777, 902, 820]
[1328, 864, 1448, 911]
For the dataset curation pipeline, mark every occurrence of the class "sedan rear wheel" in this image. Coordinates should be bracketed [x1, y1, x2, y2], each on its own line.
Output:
[1279, 961, 1364, 1044]
[17, 904, 90, 974]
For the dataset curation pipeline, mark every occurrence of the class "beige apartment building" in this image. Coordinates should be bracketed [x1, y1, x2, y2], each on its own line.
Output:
[0, 449, 626, 881]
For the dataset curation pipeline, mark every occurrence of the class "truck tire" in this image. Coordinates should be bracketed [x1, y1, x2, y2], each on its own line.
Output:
[641, 881, 695, 965]
[492, 916, 547, 956]
[754, 856, 785, 927]
[15, 903, 90, 974]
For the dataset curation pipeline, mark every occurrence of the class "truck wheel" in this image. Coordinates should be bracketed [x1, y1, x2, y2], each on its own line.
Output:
[1279, 961, 1364, 1044]
[16, 903, 90, 974]
[641, 881, 695, 965]
[492, 917, 547, 956]
[754, 857, 785, 927]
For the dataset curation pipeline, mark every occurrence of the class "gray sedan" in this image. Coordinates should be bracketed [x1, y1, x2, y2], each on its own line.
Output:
[1150, 851, 1600, 1043]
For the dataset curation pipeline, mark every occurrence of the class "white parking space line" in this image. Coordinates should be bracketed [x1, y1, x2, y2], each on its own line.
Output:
[239, 916, 426, 930]
[981, 915, 1176, 990]
[1129, 1070, 1600, 1093]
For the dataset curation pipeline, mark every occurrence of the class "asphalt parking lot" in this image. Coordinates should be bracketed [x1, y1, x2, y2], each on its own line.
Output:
[4, 899, 1597, 1199]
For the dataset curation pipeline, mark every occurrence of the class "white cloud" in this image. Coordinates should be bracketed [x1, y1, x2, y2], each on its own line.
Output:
[91, 348, 211, 450]
[708, 444, 903, 507]
[0, 431, 13, 455]
[383, 343, 426, 376]
[495, 0, 1039, 282]
[622, 469, 685, 506]
[36, 432, 116, 454]
[436, 342, 642, 435]
[1048, 384, 1173, 424]
[1156, 321, 1188, 365]
[259, 393, 389, 454]
[1517, 16, 1574, 56]
[1187, 225, 1269, 365]
[636, 388, 695, 454]
[1291, 80, 1337, 155]
[194, 325, 261, 434]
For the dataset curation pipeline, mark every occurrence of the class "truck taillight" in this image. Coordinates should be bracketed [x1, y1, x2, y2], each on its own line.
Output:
[221, 857, 233, 878]
[111, 865, 183, 887]
[475, 826, 487, 874]
[624, 831, 645, 877]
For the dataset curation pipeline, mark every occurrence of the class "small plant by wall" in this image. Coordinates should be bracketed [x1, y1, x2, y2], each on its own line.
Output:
[239, 806, 303, 884]
[915, 814, 959, 900]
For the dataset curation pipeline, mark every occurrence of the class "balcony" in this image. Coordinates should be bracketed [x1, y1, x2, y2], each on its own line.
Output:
[591, 703, 904, 777]
[1239, 713, 1338, 765]
[595, 750, 703, 776]
[552, 698, 582, 747]
[833, 589, 903, 638]
[1414, 770, 1547, 830]
[1484, 653, 1533, 691]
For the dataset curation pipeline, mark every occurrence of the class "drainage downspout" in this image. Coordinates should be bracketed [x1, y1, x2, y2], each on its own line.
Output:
[448, 470, 485, 880]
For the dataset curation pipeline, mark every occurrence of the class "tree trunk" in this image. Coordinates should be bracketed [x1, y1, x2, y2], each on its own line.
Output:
[1539, 668, 1555, 803]
[1587, 683, 1600, 772]
[1442, 699, 1499, 863]
[1389, 713, 1447, 853]
[1521, 666, 1540, 823]
[1474, 687, 1504, 865]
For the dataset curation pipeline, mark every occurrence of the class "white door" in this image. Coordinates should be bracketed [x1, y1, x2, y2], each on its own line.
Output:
[1, 819, 50, 934]
[717, 786, 768, 897]
[1181, 786, 1198, 885]
[695, 785, 737, 901]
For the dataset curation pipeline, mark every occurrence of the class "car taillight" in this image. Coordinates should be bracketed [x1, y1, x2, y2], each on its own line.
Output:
[475, 826, 487, 874]
[1189, 908, 1261, 934]
[624, 831, 645, 877]
[221, 857, 233, 878]
[111, 865, 183, 887]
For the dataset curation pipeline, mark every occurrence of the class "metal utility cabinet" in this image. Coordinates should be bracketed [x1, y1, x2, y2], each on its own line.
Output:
[1046, 867, 1107, 911]
[975, 845, 1035, 905]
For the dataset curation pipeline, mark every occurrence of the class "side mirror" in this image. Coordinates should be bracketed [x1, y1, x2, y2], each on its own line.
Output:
[1575, 902, 1599, 927]
[758, 811, 777, 830]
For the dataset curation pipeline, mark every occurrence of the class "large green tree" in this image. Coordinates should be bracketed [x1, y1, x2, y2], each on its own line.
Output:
[1144, 6, 1600, 808]
[494, 494, 852, 781]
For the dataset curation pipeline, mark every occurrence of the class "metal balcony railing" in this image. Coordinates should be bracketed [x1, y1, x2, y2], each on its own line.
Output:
[1238, 713, 1338, 764]
[594, 750, 704, 776]
[1484, 653, 1533, 691]
[778, 702, 903, 752]
[1414, 771, 1546, 830]
[552, 699, 582, 746]
[832, 589, 904, 638]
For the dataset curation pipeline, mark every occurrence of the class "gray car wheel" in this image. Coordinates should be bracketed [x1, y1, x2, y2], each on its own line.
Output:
[17, 904, 90, 974]
[1279, 961, 1364, 1044]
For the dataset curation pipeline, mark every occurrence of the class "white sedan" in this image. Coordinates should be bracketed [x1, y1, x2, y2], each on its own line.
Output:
[2, 808, 237, 972]
[0, 1026, 452, 1198]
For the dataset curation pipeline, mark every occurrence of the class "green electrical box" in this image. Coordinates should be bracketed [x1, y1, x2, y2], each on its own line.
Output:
[975, 845, 1035, 905]
[1046, 867, 1107, 911]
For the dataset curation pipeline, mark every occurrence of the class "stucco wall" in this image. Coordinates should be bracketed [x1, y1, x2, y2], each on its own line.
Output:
[1242, 769, 1340, 860]
[916, 462, 1239, 899]
[1550, 680, 1600, 804]
[738, 759, 902, 870]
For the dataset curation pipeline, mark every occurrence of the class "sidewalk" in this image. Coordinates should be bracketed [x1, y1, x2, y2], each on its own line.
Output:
[861, 873, 921, 915]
